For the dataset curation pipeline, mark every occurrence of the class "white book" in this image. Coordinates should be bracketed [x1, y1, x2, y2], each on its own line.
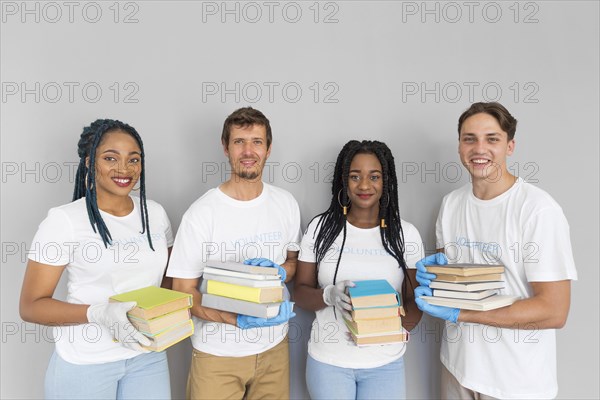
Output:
[430, 281, 505, 292]
[202, 273, 282, 288]
[201, 294, 281, 318]
[202, 266, 280, 281]
[432, 289, 498, 300]
[206, 260, 279, 276]
[420, 295, 520, 311]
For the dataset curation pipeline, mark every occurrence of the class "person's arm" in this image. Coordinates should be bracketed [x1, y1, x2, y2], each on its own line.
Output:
[171, 277, 237, 326]
[458, 280, 571, 329]
[293, 260, 326, 311]
[281, 250, 298, 283]
[160, 247, 173, 289]
[20, 260, 88, 325]
[401, 269, 422, 331]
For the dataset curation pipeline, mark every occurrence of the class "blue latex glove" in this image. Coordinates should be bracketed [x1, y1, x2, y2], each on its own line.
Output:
[237, 300, 296, 329]
[416, 253, 448, 287]
[244, 257, 286, 282]
[414, 286, 460, 323]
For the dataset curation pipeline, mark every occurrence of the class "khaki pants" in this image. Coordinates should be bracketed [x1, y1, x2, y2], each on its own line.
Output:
[186, 337, 289, 400]
[441, 365, 498, 400]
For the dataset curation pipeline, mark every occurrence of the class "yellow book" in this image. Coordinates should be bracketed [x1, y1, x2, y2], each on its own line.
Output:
[110, 286, 193, 320]
[206, 280, 283, 303]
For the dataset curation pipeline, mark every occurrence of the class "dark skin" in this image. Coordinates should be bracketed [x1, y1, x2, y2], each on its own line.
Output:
[294, 153, 422, 331]
[20, 131, 172, 325]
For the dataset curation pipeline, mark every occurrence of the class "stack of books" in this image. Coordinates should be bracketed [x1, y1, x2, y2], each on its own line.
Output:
[200, 261, 285, 318]
[343, 280, 408, 346]
[421, 263, 520, 310]
[109, 286, 194, 352]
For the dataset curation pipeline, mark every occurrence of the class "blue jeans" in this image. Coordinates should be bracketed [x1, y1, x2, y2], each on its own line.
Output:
[45, 351, 171, 399]
[306, 354, 406, 400]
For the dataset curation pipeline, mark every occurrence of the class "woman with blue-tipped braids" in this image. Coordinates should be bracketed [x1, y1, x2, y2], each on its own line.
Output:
[19, 119, 174, 399]
[294, 140, 424, 400]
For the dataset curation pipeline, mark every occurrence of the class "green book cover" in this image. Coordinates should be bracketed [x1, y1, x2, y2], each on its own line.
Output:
[110, 286, 192, 319]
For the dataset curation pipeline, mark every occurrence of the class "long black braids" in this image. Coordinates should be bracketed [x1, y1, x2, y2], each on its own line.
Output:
[312, 140, 410, 303]
[72, 119, 155, 250]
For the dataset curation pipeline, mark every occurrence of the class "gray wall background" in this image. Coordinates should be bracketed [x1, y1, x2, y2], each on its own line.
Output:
[1, 1, 598, 399]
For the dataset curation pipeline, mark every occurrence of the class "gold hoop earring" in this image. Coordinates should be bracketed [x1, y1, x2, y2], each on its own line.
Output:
[337, 189, 350, 216]
[380, 192, 390, 228]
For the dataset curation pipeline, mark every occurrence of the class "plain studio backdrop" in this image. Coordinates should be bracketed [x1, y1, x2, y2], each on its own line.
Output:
[1, 1, 598, 399]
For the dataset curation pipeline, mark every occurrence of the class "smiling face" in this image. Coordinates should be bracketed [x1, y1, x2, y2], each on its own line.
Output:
[91, 130, 142, 199]
[224, 124, 271, 181]
[347, 153, 383, 213]
[459, 112, 515, 183]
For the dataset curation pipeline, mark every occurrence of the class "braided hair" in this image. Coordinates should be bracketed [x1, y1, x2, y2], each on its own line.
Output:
[312, 140, 410, 300]
[72, 119, 154, 250]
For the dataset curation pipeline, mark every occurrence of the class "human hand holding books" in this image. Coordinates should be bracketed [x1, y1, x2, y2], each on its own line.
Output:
[244, 258, 286, 281]
[237, 300, 296, 329]
[416, 253, 447, 286]
[414, 286, 460, 323]
[323, 280, 355, 318]
[87, 301, 151, 351]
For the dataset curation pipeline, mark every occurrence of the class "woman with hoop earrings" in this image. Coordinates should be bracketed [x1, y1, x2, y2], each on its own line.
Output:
[294, 140, 424, 400]
[20, 119, 173, 399]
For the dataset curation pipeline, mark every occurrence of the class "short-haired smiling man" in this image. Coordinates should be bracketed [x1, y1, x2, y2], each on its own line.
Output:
[415, 102, 577, 399]
[167, 107, 301, 399]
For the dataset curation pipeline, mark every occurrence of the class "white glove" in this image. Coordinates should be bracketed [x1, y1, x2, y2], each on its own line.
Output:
[86, 302, 151, 351]
[323, 280, 355, 318]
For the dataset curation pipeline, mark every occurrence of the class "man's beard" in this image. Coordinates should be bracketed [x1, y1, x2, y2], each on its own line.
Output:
[238, 169, 260, 180]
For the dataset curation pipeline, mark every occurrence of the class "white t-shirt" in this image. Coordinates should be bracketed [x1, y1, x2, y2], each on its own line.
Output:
[298, 216, 424, 369]
[166, 183, 301, 357]
[436, 178, 577, 399]
[28, 196, 173, 365]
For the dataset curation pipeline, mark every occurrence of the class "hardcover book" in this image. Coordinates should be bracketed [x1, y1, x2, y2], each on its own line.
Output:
[202, 272, 282, 288]
[351, 305, 402, 320]
[206, 260, 279, 276]
[343, 316, 402, 335]
[429, 280, 505, 292]
[425, 263, 505, 276]
[432, 289, 498, 300]
[348, 280, 399, 308]
[109, 286, 193, 320]
[142, 319, 194, 352]
[206, 280, 283, 303]
[421, 294, 520, 311]
[202, 266, 280, 281]
[345, 322, 409, 346]
[128, 308, 191, 335]
[434, 273, 502, 283]
[201, 293, 282, 319]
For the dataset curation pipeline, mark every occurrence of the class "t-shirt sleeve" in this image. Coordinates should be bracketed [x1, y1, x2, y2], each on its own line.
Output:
[166, 207, 210, 279]
[161, 207, 174, 247]
[286, 197, 302, 253]
[435, 196, 448, 250]
[298, 217, 320, 263]
[522, 207, 578, 282]
[29, 208, 74, 266]
[403, 223, 424, 269]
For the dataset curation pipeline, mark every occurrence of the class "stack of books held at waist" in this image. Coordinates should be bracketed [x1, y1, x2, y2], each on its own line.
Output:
[109, 286, 194, 352]
[343, 280, 408, 346]
[421, 263, 520, 311]
[200, 261, 284, 319]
